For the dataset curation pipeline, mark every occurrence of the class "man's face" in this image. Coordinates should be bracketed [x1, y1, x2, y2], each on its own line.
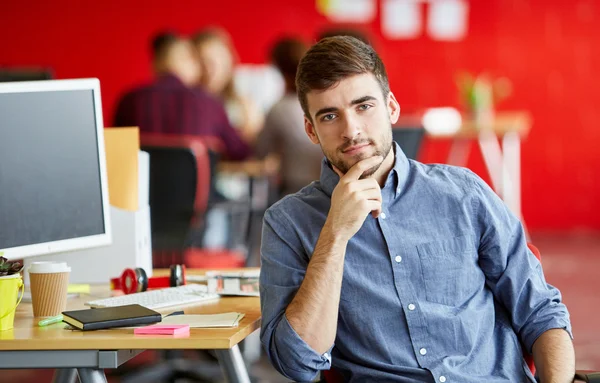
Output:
[304, 73, 399, 177]
[196, 40, 234, 95]
[167, 41, 201, 86]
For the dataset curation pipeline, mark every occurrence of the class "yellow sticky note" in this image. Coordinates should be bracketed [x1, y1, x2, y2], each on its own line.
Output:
[103, 127, 140, 211]
[67, 284, 90, 294]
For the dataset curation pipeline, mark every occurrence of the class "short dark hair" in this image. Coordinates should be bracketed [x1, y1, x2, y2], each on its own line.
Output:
[318, 27, 371, 45]
[270, 38, 307, 89]
[192, 27, 228, 47]
[151, 32, 180, 61]
[296, 36, 390, 123]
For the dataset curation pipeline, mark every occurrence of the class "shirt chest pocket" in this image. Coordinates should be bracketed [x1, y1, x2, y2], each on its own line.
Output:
[416, 235, 481, 307]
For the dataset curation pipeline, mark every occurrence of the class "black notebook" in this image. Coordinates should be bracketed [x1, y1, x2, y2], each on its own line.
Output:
[62, 304, 161, 331]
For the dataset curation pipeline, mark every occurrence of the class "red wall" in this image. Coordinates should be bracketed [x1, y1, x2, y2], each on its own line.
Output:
[2, 1, 599, 231]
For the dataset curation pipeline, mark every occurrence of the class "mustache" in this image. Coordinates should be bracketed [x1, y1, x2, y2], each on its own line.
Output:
[338, 139, 373, 153]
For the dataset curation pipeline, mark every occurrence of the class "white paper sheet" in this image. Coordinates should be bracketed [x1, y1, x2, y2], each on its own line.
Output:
[161, 313, 245, 328]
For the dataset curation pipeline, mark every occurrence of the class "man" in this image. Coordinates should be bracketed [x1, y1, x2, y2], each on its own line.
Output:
[113, 32, 251, 161]
[256, 37, 323, 196]
[260, 36, 574, 382]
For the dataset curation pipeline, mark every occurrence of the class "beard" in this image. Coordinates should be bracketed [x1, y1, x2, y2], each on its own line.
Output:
[325, 125, 393, 178]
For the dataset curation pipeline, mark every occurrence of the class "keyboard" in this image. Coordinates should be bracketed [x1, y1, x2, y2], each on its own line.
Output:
[85, 284, 220, 310]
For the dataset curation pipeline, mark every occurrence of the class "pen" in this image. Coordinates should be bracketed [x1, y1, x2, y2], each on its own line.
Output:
[38, 315, 63, 327]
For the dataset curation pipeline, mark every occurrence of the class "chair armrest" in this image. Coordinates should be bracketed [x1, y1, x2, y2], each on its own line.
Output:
[574, 370, 600, 382]
[196, 136, 226, 154]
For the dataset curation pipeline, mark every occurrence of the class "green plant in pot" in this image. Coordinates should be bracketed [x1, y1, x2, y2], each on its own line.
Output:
[456, 72, 513, 126]
[0, 252, 25, 331]
[0, 255, 23, 276]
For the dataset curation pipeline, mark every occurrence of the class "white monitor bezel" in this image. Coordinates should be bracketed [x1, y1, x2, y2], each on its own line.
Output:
[0, 78, 112, 260]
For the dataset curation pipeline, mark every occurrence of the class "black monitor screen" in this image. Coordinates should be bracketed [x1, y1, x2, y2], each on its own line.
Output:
[0, 89, 105, 249]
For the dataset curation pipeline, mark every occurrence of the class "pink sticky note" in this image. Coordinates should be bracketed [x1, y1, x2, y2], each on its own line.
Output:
[134, 324, 190, 335]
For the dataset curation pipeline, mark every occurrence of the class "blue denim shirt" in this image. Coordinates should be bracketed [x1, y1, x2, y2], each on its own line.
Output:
[260, 143, 572, 382]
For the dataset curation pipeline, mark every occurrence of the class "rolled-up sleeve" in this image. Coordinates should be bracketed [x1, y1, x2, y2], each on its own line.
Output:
[260, 208, 332, 381]
[468, 171, 573, 353]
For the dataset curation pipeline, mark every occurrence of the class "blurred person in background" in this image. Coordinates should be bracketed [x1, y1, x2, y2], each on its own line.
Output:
[114, 31, 253, 250]
[256, 37, 323, 196]
[192, 28, 268, 254]
[113, 31, 251, 161]
[193, 28, 264, 143]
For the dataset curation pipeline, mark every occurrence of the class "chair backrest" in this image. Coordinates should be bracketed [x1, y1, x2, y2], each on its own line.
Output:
[392, 126, 425, 160]
[181, 135, 228, 205]
[199, 141, 225, 205]
[140, 134, 210, 253]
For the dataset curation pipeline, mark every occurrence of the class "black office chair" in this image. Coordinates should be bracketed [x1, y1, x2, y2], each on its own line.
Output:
[139, 134, 247, 269]
[147, 146, 202, 252]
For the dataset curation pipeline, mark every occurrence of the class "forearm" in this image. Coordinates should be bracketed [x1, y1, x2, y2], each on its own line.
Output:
[284, 155, 384, 354]
[286, 221, 347, 354]
[532, 328, 575, 383]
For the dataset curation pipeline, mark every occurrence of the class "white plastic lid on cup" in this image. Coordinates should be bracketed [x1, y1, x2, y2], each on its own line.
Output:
[27, 261, 71, 274]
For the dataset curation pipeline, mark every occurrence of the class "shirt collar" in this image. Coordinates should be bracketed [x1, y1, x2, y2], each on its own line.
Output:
[319, 141, 410, 197]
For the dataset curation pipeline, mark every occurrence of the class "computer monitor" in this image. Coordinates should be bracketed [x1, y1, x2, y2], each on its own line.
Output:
[0, 78, 112, 260]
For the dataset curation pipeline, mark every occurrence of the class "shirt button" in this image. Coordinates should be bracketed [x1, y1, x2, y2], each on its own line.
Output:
[395, 255, 402, 263]
[408, 304, 416, 311]
[419, 348, 427, 355]
[380, 212, 386, 219]
[439, 376, 446, 382]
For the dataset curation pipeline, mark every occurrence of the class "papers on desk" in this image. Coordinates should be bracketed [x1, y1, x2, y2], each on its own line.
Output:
[206, 270, 260, 297]
[161, 313, 245, 328]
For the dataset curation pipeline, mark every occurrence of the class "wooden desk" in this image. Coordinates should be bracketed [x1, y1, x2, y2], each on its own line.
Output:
[0, 270, 261, 383]
[217, 157, 279, 179]
[424, 111, 531, 139]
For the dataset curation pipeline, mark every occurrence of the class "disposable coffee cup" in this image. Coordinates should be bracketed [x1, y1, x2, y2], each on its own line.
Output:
[27, 262, 71, 317]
